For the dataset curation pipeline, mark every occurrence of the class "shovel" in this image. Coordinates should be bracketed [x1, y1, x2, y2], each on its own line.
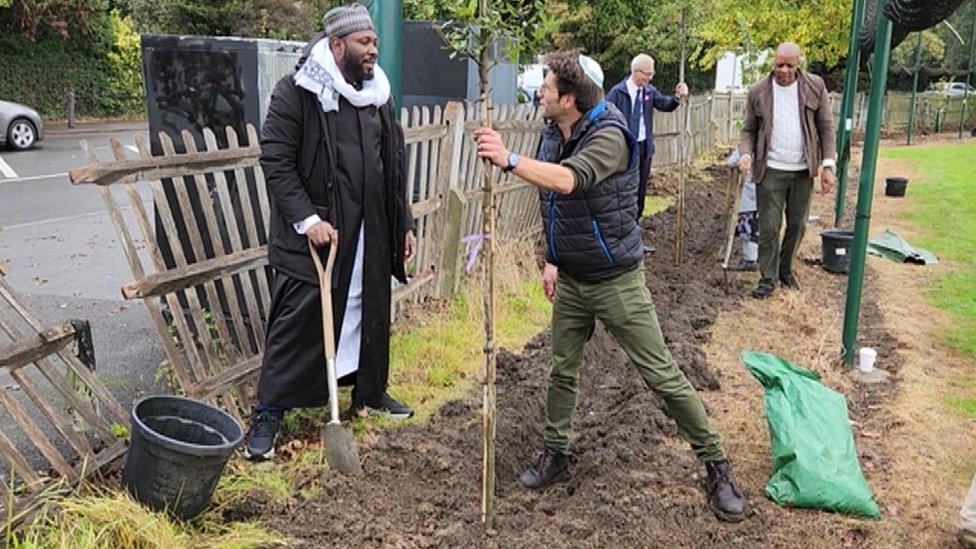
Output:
[309, 238, 362, 474]
[721, 169, 745, 292]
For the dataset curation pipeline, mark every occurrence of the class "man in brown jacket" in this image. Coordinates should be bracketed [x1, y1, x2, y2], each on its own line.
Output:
[738, 42, 836, 299]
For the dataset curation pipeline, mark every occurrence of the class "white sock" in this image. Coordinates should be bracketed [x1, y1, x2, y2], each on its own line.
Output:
[743, 241, 759, 262]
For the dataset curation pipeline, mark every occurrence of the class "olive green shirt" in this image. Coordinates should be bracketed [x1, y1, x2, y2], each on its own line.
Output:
[559, 126, 630, 192]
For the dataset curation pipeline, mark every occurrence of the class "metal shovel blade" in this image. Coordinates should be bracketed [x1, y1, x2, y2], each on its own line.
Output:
[323, 422, 361, 474]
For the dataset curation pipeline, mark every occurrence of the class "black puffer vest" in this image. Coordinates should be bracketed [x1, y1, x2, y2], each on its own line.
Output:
[538, 101, 643, 282]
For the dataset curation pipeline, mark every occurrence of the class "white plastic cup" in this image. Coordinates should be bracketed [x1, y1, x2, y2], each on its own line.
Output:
[858, 347, 877, 373]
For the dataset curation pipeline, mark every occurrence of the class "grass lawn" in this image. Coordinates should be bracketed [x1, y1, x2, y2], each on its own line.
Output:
[882, 141, 976, 411]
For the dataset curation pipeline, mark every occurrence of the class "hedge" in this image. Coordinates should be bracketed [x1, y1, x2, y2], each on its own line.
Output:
[0, 12, 144, 120]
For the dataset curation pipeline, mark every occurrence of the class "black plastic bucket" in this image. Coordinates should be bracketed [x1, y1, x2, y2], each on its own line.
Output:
[885, 176, 908, 197]
[820, 230, 855, 273]
[122, 395, 243, 520]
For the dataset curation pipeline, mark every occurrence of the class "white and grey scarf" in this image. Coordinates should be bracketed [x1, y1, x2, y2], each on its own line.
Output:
[294, 37, 391, 113]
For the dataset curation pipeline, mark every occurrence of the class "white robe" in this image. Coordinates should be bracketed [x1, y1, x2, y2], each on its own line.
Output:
[334, 222, 364, 378]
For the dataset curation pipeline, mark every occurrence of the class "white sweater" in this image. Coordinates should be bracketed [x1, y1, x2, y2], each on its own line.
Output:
[767, 81, 808, 172]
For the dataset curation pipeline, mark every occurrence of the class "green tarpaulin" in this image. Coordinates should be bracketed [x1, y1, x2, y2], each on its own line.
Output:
[743, 351, 881, 518]
[868, 228, 938, 265]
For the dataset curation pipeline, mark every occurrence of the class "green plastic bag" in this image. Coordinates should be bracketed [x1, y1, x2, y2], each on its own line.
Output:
[742, 351, 881, 518]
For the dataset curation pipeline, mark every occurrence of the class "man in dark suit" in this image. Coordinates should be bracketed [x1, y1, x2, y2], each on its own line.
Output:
[606, 54, 688, 233]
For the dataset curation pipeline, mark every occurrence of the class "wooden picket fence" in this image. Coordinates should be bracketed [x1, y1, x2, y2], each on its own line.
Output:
[65, 91, 791, 422]
[69, 102, 545, 421]
[0, 266, 128, 527]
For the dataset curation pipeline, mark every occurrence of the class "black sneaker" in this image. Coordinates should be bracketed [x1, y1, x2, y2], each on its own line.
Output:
[350, 392, 413, 420]
[706, 459, 746, 522]
[959, 527, 976, 548]
[519, 447, 570, 489]
[243, 411, 280, 461]
[779, 274, 801, 290]
[752, 279, 775, 299]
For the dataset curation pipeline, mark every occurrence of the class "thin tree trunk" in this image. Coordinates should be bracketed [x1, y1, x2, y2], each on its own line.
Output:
[674, 10, 688, 265]
[478, 0, 498, 530]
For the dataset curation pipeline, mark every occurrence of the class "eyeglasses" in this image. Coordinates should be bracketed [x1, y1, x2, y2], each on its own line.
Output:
[635, 69, 655, 78]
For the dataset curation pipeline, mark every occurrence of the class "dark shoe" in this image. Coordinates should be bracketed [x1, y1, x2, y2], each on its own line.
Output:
[706, 459, 746, 522]
[779, 274, 800, 290]
[752, 279, 775, 299]
[727, 259, 758, 272]
[519, 447, 570, 489]
[350, 392, 414, 420]
[243, 411, 281, 461]
[643, 244, 656, 254]
[959, 528, 976, 548]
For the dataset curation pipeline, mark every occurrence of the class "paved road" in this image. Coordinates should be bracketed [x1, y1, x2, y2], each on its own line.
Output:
[0, 120, 166, 458]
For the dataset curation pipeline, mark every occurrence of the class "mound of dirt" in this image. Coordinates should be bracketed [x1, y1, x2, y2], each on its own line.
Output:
[245, 165, 898, 546]
[245, 167, 776, 546]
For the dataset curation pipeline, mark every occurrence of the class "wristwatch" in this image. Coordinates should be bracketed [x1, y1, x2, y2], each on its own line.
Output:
[503, 152, 520, 173]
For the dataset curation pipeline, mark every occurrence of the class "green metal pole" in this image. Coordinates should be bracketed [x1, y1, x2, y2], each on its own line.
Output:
[959, 0, 976, 139]
[368, 0, 404, 113]
[834, 0, 868, 227]
[842, 12, 893, 365]
[907, 32, 923, 145]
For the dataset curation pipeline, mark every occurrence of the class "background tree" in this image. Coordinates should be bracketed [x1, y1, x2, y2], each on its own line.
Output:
[938, 0, 976, 78]
[695, 0, 852, 70]
[890, 30, 946, 70]
[130, 0, 336, 39]
[549, 0, 713, 91]
[5, 0, 110, 40]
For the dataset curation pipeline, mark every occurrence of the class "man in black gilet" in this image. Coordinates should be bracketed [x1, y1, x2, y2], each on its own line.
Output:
[475, 51, 746, 522]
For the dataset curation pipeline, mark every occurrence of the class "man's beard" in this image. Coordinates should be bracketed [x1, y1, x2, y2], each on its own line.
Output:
[341, 51, 375, 83]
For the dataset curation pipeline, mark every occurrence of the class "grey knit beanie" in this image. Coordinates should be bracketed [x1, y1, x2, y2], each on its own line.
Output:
[322, 4, 375, 38]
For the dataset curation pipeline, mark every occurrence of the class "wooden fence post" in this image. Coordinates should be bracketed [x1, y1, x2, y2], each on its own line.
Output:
[727, 92, 734, 143]
[437, 189, 466, 299]
[435, 102, 466, 299]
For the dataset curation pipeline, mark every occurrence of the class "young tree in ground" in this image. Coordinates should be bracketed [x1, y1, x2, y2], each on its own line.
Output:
[436, 0, 555, 528]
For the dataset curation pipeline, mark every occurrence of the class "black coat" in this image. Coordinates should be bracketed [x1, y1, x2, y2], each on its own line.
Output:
[259, 55, 413, 287]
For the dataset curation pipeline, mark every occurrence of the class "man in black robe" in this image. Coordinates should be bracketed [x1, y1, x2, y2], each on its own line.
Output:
[245, 5, 415, 461]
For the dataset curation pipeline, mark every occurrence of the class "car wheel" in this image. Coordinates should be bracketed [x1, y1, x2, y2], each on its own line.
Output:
[7, 118, 37, 151]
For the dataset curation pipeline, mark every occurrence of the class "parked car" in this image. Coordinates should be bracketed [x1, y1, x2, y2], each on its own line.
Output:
[0, 100, 43, 151]
[928, 82, 976, 98]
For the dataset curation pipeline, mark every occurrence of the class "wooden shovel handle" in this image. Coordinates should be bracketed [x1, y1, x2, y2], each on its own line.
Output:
[309, 238, 338, 360]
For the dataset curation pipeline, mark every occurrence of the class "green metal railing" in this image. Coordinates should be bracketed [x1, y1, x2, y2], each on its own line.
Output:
[834, 0, 867, 227]
[842, 11, 894, 364]
[960, 0, 976, 139]
[366, 0, 404, 113]
[907, 32, 923, 145]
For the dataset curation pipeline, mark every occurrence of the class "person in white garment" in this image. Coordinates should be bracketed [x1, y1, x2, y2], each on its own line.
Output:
[738, 42, 836, 299]
[725, 149, 759, 271]
[245, 4, 416, 461]
[961, 473, 976, 546]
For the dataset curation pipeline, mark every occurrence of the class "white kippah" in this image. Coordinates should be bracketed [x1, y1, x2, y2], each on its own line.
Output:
[578, 55, 604, 88]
